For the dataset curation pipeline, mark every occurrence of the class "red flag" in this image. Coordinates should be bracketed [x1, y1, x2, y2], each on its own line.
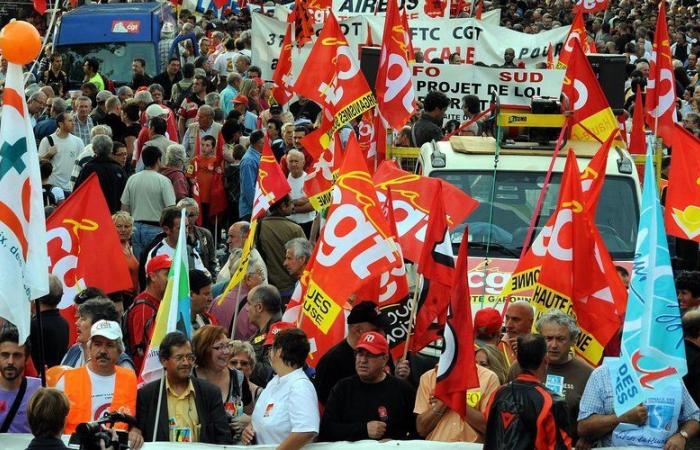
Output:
[434, 231, 479, 418]
[411, 183, 455, 352]
[252, 135, 292, 220]
[629, 85, 646, 155]
[401, 6, 416, 64]
[373, 160, 479, 262]
[358, 109, 387, 172]
[272, 22, 295, 106]
[212, 0, 228, 7]
[303, 132, 341, 211]
[546, 44, 554, 69]
[50, 175, 133, 338]
[289, 0, 315, 47]
[473, 0, 483, 19]
[375, 0, 416, 131]
[562, 39, 619, 143]
[33, 0, 46, 14]
[573, 0, 608, 13]
[645, 2, 677, 144]
[302, 133, 401, 359]
[293, 12, 376, 149]
[557, 8, 588, 70]
[664, 125, 700, 242]
[532, 152, 624, 364]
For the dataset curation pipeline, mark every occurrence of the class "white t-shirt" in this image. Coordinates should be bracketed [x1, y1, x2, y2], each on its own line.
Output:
[287, 173, 316, 225]
[56, 368, 116, 421]
[251, 368, 319, 445]
[213, 51, 239, 75]
[38, 132, 85, 192]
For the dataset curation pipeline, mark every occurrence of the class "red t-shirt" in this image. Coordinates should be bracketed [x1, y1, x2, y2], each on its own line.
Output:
[127, 291, 161, 373]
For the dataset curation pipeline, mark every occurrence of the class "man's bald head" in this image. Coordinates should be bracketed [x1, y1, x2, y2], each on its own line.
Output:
[505, 301, 534, 337]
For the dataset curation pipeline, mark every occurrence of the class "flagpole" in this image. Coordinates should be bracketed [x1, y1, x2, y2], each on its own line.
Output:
[34, 304, 47, 387]
[152, 369, 166, 442]
[401, 267, 422, 360]
[29, 0, 61, 78]
[229, 285, 246, 338]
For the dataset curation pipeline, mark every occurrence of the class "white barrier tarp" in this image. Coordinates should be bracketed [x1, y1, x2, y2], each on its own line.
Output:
[0, 434, 656, 450]
[411, 64, 565, 122]
[251, 13, 568, 80]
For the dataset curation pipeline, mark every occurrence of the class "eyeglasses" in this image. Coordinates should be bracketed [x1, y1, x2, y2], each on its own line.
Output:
[187, 213, 199, 218]
[171, 353, 196, 363]
[230, 359, 250, 368]
[212, 344, 232, 353]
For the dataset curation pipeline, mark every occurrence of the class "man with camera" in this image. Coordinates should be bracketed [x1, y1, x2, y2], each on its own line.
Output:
[56, 320, 137, 437]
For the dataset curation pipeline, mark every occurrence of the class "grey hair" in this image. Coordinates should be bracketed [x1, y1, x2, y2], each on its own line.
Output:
[51, 97, 67, 114]
[205, 93, 220, 108]
[165, 144, 187, 167]
[245, 254, 268, 282]
[230, 340, 256, 366]
[90, 124, 113, 138]
[535, 310, 580, 341]
[116, 86, 133, 97]
[285, 237, 312, 260]
[105, 96, 121, 112]
[92, 135, 113, 157]
[177, 197, 199, 212]
[77, 95, 92, 105]
[134, 90, 153, 104]
[234, 221, 250, 236]
[227, 72, 242, 86]
[29, 91, 46, 102]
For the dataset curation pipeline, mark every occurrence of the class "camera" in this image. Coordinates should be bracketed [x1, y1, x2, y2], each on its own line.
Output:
[71, 412, 135, 450]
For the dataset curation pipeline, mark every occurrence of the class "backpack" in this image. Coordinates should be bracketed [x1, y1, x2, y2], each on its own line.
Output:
[172, 81, 193, 109]
[122, 298, 158, 358]
[484, 380, 571, 450]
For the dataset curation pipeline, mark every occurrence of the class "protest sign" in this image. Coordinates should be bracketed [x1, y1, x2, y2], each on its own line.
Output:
[412, 64, 565, 121]
[252, 13, 568, 79]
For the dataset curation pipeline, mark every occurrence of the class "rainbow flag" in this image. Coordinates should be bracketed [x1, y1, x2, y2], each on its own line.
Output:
[139, 208, 192, 384]
[0, 62, 49, 343]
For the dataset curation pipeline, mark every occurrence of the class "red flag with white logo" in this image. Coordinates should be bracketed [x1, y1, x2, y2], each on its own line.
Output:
[252, 135, 292, 220]
[375, 0, 416, 130]
[434, 231, 479, 418]
[557, 8, 590, 70]
[664, 125, 700, 243]
[573, 0, 608, 14]
[645, 2, 677, 144]
[272, 22, 295, 106]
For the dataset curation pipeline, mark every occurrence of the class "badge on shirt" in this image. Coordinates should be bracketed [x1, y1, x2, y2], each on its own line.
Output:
[466, 390, 482, 408]
[253, 333, 266, 344]
[545, 374, 565, 396]
[263, 403, 274, 417]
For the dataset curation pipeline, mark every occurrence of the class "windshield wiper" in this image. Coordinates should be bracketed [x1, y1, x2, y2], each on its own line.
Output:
[467, 242, 520, 258]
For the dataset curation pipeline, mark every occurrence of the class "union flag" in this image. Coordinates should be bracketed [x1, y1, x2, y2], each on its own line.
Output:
[557, 8, 590, 70]
[271, 22, 295, 106]
[664, 125, 700, 242]
[252, 135, 291, 220]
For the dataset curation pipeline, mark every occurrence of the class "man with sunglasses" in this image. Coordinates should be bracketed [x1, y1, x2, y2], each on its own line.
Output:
[319, 332, 417, 442]
[132, 331, 232, 447]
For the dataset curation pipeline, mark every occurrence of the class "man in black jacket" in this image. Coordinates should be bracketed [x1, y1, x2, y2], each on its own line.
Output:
[132, 332, 232, 445]
[320, 332, 416, 442]
[412, 91, 450, 147]
[74, 134, 126, 213]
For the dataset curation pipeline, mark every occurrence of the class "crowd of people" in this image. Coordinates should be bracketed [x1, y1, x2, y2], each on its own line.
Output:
[1, 0, 700, 449]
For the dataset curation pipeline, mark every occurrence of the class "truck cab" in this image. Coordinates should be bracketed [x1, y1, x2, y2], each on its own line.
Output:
[54, 3, 163, 89]
[417, 134, 641, 311]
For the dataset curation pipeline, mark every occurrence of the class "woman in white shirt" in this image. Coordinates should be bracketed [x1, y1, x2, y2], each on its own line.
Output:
[241, 328, 319, 449]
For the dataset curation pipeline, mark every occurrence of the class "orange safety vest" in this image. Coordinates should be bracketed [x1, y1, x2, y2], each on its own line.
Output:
[63, 366, 137, 434]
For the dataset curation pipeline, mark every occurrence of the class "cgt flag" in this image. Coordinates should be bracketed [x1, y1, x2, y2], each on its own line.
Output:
[613, 137, 686, 417]
[0, 62, 49, 343]
[140, 208, 192, 384]
[271, 21, 295, 106]
[47, 174, 133, 309]
[302, 133, 400, 346]
[556, 8, 589, 70]
[293, 11, 376, 150]
[375, 0, 415, 130]
[665, 125, 700, 242]
[573, 0, 608, 14]
[645, 2, 676, 145]
[562, 39, 619, 143]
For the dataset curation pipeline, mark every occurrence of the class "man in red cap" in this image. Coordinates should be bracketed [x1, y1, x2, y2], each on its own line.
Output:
[474, 307, 503, 347]
[319, 331, 416, 442]
[124, 253, 171, 372]
[232, 94, 258, 135]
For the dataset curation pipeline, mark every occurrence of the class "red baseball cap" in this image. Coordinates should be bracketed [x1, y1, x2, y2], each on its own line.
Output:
[232, 94, 248, 105]
[474, 307, 503, 334]
[264, 321, 295, 346]
[355, 331, 389, 356]
[146, 254, 172, 275]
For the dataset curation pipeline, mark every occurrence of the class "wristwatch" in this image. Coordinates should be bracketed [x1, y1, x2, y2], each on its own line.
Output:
[679, 429, 689, 440]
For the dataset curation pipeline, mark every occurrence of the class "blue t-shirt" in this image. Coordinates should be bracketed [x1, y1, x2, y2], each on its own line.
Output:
[0, 377, 42, 433]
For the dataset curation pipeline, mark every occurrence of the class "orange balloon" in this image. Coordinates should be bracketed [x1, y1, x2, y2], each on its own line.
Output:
[0, 20, 42, 66]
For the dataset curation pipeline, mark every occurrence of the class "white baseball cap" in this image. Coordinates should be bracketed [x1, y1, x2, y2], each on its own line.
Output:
[145, 103, 168, 119]
[90, 320, 123, 341]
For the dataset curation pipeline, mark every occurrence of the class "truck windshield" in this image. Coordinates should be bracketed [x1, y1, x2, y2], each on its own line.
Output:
[57, 43, 156, 88]
[432, 170, 639, 260]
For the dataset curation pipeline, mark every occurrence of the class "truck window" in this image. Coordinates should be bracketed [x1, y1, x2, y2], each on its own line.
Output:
[431, 170, 639, 260]
[57, 43, 157, 89]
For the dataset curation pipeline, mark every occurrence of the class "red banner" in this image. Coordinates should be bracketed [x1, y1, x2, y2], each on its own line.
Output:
[665, 125, 700, 243]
